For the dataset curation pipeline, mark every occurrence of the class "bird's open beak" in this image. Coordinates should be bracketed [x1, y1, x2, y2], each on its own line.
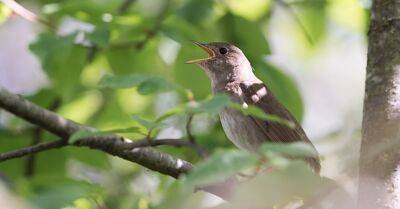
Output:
[186, 41, 215, 64]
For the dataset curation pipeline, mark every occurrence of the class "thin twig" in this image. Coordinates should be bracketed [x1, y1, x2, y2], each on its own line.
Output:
[24, 127, 42, 177]
[186, 114, 195, 143]
[0, 140, 67, 162]
[0, 137, 192, 163]
[24, 97, 61, 177]
[185, 114, 208, 158]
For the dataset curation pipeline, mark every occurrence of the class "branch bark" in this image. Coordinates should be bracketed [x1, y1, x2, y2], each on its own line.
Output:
[358, 1, 400, 208]
[0, 85, 193, 178]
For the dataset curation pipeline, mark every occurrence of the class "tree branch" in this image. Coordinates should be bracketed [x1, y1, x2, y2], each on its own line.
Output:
[0, 85, 192, 178]
[0, 139, 66, 162]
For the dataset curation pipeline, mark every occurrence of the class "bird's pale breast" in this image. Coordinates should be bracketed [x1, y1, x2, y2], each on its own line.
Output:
[219, 107, 266, 151]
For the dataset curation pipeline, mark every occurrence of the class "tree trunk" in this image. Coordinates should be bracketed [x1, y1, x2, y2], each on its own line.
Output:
[358, 1, 400, 209]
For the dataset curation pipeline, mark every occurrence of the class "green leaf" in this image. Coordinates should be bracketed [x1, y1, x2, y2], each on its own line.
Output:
[98, 74, 149, 89]
[230, 103, 295, 128]
[173, 45, 212, 99]
[292, 0, 327, 44]
[219, 13, 270, 61]
[31, 179, 101, 209]
[105, 43, 164, 75]
[185, 149, 259, 186]
[162, 17, 202, 43]
[86, 27, 110, 48]
[226, 0, 271, 21]
[99, 74, 177, 95]
[255, 61, 304, 121]
[69, 126, 144, 144]
[186, 94, 231, 114]
[68, 130, 105, 144]
[153, 181, 203, 209]
[131, 115, 161, 130]
[154, 107, 185, 123]
[103, 126, 145, 135]
[214, 162, 330, 209]
[177, 0, 214, 25]
[65, 146, 109, 168]
[137, 76, 176, 95]
[29, 32, 87, 97]
[260, 142, 318, 158]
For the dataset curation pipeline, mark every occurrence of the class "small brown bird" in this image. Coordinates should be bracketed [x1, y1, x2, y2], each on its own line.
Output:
[187, 42, 320, 173]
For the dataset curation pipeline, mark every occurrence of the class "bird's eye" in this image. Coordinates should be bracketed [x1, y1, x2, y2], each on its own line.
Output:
[219, 47, 228, 55]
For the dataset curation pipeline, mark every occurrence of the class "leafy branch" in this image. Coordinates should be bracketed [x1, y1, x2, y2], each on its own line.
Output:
[0, 85, 193, 178]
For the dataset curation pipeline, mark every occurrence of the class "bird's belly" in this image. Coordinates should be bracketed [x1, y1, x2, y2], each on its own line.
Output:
[219, 107, 265, 151]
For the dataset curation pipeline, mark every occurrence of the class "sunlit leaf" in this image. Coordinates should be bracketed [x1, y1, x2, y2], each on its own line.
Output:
[0, 2, 11, 24]
[214, 162, 328, 209]
[104, 126, 144, 135]
[185, 149, 259, 186]
[260, 142, 318, 158]
[99, 74, 177, 95]
[68, 126, 144, 144]
[153, 181, 202, 209]
[137, 76, 176, 95]
[98, 74, 149, 89]
[154, 107, 185, 123]
[230, 103, 295, 128]
[292, 0, 328, 44]
[186, 94, 231, 114]
[131, 115, 161, 131]
[226, 0, 271, 21]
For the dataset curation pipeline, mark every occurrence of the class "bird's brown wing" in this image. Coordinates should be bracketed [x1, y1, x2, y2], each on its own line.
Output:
[239, 82, 321, 172]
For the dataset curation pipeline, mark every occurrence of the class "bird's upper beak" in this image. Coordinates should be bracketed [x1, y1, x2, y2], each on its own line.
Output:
[186, 41, 215, 64]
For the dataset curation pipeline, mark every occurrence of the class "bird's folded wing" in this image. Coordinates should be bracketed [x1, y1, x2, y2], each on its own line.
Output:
[239, 82, 321, 172]
[239, 82, 310, 144]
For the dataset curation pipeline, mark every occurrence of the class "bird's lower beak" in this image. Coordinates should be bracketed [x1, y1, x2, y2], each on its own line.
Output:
[186, 41, 215, 64]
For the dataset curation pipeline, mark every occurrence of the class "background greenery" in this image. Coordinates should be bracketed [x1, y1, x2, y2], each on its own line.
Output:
[0, 0, 369, 208]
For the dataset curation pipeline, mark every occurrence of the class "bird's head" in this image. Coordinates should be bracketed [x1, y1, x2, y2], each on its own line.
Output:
[186, 42, 254, 87]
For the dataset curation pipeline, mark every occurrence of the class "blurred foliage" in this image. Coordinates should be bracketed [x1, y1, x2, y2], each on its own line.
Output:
[0, 2, 11, 24]
[0, 0, 368, 208]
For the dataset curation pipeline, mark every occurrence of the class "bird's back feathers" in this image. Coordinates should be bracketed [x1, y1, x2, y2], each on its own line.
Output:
[223, 82, 321, 173]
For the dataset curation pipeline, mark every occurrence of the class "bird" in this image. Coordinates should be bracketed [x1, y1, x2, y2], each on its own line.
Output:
[186, 41, 320, 173]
